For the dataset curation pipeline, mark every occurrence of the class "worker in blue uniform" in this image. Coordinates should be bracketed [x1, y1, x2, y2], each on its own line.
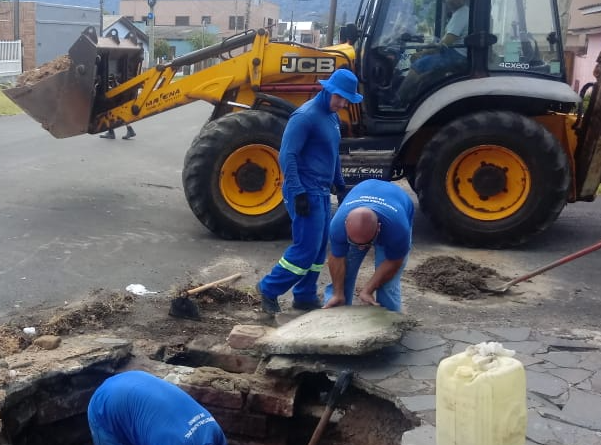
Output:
[87, 370, 227, 445]
[323, 179, 414, 312]
[257, 69, 363, 314]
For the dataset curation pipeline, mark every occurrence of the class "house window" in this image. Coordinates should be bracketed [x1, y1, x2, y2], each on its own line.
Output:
[201, 16, 211, 25]
[175, 16, 190, 26]
[301, 33, 313, 44]
[229, 16, 245, 30]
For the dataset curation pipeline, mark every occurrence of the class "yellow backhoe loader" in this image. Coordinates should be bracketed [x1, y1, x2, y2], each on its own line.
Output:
[6, 0, 601, 248]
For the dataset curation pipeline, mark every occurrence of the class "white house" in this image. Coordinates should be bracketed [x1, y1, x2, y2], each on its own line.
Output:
[276, 20, 321, 45]
[102, 15, 150, 68]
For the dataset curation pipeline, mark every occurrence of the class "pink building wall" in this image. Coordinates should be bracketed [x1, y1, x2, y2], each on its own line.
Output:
[571, 33, 601, 93]
[120, 0, 279, 38]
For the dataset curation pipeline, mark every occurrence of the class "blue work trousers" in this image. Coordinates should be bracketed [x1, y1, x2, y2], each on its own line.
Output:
[260, 193, 330, 303]
[323, 244, 409, 311]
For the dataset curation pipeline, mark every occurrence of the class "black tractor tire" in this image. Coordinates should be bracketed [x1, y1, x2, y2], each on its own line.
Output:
[414, 111, 570, 248]
[182, 110, 290, 240]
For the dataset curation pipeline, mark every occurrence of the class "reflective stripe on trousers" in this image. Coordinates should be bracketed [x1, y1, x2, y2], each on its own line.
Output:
[260, 193, 330, 302]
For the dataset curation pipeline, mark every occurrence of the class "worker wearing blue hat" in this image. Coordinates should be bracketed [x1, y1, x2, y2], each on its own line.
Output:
[257, 68, 363, 314]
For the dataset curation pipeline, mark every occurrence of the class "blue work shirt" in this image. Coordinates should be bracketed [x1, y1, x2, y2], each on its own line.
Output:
[88, 370, 227, 445]
[279, 90, 345, 197]
[330, 179, 414, 260]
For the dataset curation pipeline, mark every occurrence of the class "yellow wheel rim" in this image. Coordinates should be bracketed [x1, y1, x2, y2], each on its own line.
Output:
[446, 145, 531, 221]
[219, 144, 283, 215]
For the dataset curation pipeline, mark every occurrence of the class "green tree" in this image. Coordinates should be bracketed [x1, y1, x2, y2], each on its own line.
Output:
[188, 30, 219, 50]
[154, 39, 171, 60]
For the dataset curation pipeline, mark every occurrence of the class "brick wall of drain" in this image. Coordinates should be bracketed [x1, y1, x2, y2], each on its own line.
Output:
[0, 359, 416, 445]
[0, 369, 110, 445]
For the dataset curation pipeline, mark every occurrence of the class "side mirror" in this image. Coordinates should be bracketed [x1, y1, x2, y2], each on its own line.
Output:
[340, 23, 359, 45]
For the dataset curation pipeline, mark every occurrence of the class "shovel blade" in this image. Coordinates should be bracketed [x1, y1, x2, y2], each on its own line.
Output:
[478, 277, 511, 294]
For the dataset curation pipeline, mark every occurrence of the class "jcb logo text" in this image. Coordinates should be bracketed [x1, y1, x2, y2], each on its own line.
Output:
[281, 57, 336, 73]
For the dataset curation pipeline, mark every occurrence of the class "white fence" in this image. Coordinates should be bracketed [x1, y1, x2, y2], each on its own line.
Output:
[0, 40, 22, 77]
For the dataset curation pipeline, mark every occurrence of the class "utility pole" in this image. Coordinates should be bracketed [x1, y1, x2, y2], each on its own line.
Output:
[13, 0, 19, 40]
[148, 0, 156, 67]
[99, 0, 104, 35]
[235, 0, 238, 33]
[245, 0, 251, 30]
[326, 0, 337, 45]
[289, 0, 295, 41]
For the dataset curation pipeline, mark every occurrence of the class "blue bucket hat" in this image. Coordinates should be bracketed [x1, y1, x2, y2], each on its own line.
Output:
[319, 69, 363, 104]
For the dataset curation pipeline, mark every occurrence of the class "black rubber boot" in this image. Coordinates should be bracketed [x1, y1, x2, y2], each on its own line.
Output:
[99, 129, 115, 139]
[122, 126, 136, 140]
[256, 283, 281, 315]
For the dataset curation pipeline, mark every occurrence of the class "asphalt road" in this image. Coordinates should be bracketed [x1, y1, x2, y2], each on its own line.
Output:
[1, 102, 601, 329]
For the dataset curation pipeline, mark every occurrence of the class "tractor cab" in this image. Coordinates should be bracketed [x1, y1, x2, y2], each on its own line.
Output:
[351, 0, 567, 134]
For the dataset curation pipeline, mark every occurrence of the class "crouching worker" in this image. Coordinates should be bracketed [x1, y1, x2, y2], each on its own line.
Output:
[87, 370, 227, 445]
[323, 179, 414, 312]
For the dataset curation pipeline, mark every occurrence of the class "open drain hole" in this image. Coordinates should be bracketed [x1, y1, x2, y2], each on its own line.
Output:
[1, 365, 418, 445]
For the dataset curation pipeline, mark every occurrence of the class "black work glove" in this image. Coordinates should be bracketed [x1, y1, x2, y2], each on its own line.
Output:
[295, 193, 310, 216]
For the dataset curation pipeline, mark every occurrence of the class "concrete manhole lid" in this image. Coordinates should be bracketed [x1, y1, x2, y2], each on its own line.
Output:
[256, 306, 417, 355]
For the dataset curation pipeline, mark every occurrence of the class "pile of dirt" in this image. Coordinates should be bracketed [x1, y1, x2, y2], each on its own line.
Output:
[409, 255, 504, 299]
[168, 283, 260, 320]
[0, 325, 32, 357]
[0, 283, 261, 359]
[16, 55, 71, 87]
[321, 389, 416, 445]
[40, 289, 135, 336]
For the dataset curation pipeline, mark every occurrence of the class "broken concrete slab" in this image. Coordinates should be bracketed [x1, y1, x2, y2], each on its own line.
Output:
[526, 369, 569, 398]
[254, 306, 417, 355]
[559, 388, 601, 430]
[527, 410, 601, 445]
[2, 335, 131, 392]
[548, 367, 592, 385]
[442, 329, 491, 344]
[537, 351, 583, 367]
[486, 327, 531, 342]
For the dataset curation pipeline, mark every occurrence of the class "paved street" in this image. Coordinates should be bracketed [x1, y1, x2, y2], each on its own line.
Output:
[2, 102, 601, 445]
[1, 102, 601, 330]
[0, 102, 260, 316]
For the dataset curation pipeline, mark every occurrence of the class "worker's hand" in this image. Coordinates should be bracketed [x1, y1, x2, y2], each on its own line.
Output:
[410, 51, 423, 62]
[295, 193, 310, 216]
[323, 294, 345, 309]
[358, 289, 380, 307]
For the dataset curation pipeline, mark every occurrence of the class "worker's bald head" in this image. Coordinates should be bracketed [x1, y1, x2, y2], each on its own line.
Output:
[345, 207, 379, 245]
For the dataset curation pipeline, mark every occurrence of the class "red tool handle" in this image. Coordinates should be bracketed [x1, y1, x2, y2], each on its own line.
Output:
[506, 239, 601, 287]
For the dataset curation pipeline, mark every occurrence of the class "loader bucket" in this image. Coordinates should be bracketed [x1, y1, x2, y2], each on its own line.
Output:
[5, 26, 143, 138]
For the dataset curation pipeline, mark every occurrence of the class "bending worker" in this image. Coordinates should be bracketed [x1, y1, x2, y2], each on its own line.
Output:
[323, 179, 414, 312]
[256, 69, 363, 314]
[87, 370, 227, 445]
